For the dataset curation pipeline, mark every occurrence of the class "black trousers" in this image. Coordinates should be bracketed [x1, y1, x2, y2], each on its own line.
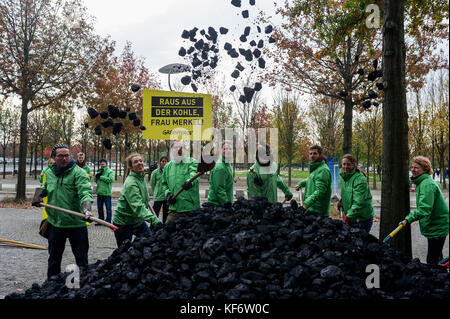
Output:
[153, 200, 169, 224]
[47, 224, 89, 279]
[426, 236, 447, 265]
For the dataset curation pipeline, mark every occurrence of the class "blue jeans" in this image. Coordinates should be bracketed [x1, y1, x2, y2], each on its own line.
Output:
[113, 222, 151, 247]
[97, 195, 112, 223]
[47, 224, 89, 279]
[356, 217, 373, 233]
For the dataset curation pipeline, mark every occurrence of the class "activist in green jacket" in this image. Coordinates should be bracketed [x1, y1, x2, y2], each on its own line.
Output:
[150, 167, 166, 202]
[113, 170, 161, 228]
[339, 168, 374, 222]
[297, 158, 332, 216]
[42, 159, 93, 228]
[76, 152, 91, 180]
[405, 173, 449, 238]
[94, 165, 114, 197]
[401, 156, 449, 265]
[208, 156, 234, 206]
[161, 156, 200, 213]
[247, 161, 292, 204]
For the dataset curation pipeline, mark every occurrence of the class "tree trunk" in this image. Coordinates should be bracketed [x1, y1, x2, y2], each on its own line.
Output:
[380, 0, 412, 258]
[40, 143, 44, 172]
[16, 102, 29, 201]
[29, 144, 33, 175]
[34, 144, 38, 180]
[13, 140, 16, 174]
[372, 159, 377, 190]
[288, 156, 292, 187]
[342, 98, 353, 154]
[2, 147, 6, 179]
[115, 147, 118, 181]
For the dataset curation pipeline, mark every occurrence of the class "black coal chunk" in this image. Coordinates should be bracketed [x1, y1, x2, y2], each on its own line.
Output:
[220, 27, 229, 34]
[254, 82, 262, 91]
[191, 83, 198, 92]
[231, 0, 241, 7]
[239, 35, 247, 42]
[178, 47, 186, 57]
[230, 85, 237, 92]
[112, 122, 123, 135]
[181, 30, 190, 39]
[250, 0, 255, 5]
[131, 84, 141, 92]
[94, 125, 102, 136]
[257, 39, 264, 48]
[268, 36, 275, 43]
[243, 86, 255, 103]
[7, 198, 448, 300]
[357, 68, 364, 76]
[265, 25, 273, 34]
[244, 26, 251, 36]
[133, 118, 141, 127]
[362, 100, 371, 109]
[236, 62, 245, 72]
[258, 57, 266, 69]
[368, 90, 378, 99]
[231, 70, 240, 79]
[249, 40, 256, 47]
[376, 82, 384, 90]
[100, 111, 108, 119]
[242, 10, 249, 18]
[128, 112, 137, 121]
[102, 139, 112, 150]
[239, 95, 247, 103]
[253, 48, 261, 58]
[181, 75, 191, 85]
[87, 107, 98, 119]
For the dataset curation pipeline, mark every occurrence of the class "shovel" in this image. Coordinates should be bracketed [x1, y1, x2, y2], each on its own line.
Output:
[33, 189, 118, 231]
[382, 224, 404, 243]
[172, 158, 216, 200]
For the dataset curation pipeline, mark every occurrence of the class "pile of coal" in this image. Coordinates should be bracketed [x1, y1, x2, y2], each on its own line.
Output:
[6, 198, 448, 299]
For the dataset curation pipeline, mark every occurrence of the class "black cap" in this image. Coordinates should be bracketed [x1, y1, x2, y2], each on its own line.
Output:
[87, 107, 98, 119]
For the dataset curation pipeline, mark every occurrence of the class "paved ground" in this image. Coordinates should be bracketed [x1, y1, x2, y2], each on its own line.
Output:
[0, 205, 448, 299]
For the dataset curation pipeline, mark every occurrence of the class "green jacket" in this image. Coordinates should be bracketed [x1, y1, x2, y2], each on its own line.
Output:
[247, 161, 292, 203]
[77, 162, 91, 179]
[42, 161, 93, 228]
[297, 160, 332, 216]
[405, 174, 449, 238]
[339, 169, 374, 222]
[112, 171, 161, 227]
[208, 156, 234, 206]
[94, 166, 114, 197]
[161, 157, 200, 213]
[150, 167, 166, 202]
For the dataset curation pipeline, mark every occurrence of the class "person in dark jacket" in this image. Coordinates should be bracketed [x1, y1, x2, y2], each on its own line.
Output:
[35, 144, 93, 279]
[399, 156, 449, 265]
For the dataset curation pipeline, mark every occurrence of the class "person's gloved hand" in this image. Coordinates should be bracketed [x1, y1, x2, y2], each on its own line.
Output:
[167, 193, 176, 205]
[81, 201, 93, 220]
[32, 188, 47, 207]
[182, 181, 193, 190]
[285, 194, 293, 201]
[149, 162, 158, 172]
[399, 219, 409, 227]
[337, 199, 343, 211]
[254, 176, 264, 186]
[95, 173, 101, 179]
[343, 215, 351, 225]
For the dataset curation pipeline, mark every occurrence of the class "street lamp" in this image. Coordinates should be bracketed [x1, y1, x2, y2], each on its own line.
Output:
[158, 63, 190, 91]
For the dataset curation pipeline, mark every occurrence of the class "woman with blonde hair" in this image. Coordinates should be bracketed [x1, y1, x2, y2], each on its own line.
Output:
[338, 154, 374, 233]
[400, 156, 449, 264]
[112, 153, 161, 247]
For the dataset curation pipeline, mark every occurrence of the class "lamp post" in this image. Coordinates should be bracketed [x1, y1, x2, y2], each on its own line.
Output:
[158, 63, 190, 91]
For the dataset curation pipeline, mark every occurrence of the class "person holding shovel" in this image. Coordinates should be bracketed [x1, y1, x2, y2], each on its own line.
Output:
[247, 143, 293, 204]
[338, 154, 374, 233]
[161, 140, 200, 223]
[295, 145, 332, 216]
[399, 156, 449, 265]
[112, 153, 162, 247]
[35, 144, 94, 279]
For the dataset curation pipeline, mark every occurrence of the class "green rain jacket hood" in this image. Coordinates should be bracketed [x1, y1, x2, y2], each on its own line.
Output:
[208, 156, 234, 206]
[161, 157, 200, 213]
[247, 161, 292, 203]
[95, 166, 114, 196]
[405, 174, 449, 238]
[42, 161, 93, 228]
[297, 160, 332, 216]
[339, 168, 374, 222]
[112, 171, 160, 227]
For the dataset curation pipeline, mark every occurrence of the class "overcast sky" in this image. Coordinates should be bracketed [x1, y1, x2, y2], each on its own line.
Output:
[82, 0, 281, 104]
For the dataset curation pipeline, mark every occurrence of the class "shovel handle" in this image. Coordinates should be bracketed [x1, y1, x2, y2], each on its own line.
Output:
[41, 203, 118, 231]
[173, 171, 203, 200]
[383, 224, 404, 243]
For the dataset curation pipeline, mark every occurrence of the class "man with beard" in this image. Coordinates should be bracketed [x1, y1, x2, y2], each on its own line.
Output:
[161, 140, 200, 223]
[296, 145, 332, 216]
[76, 152, 91, 181]
[247, 143, 292, 203]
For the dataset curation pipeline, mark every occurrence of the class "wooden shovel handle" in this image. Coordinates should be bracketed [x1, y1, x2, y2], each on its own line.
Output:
[41, 203, 118, 231]
[173, 171, 204, 200]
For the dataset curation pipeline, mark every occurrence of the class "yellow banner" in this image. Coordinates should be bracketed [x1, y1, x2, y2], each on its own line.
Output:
[143, 89, 212, 141]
